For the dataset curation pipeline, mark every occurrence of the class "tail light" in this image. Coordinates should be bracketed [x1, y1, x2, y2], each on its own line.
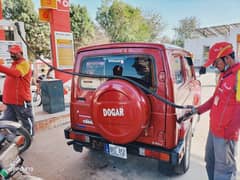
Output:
[139, 147, 170, 162]
[73, 76, 79, 99]
[69, 132, 90, 143]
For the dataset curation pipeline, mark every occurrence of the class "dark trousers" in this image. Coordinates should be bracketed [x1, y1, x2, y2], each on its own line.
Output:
[0, 103, 34, 136]
[205, 131, 237, 180]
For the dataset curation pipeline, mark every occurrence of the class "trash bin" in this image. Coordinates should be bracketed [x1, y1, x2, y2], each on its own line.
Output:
[40, 79, 65, 113]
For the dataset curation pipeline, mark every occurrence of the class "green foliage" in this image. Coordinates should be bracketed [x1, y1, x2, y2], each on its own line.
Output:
[174, 16, 199, 47]
[70, 4, 95, 47]
[159, 35, 172, 44]
[27, 23, 50, 58]
[144, 12, 165, 41]
[3, 0, 50, 60]
[3, 0, 37, 22]
[96, 0, 164, 42]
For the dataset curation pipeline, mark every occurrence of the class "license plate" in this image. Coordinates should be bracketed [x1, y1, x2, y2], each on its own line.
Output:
[104, 144, 127, 159]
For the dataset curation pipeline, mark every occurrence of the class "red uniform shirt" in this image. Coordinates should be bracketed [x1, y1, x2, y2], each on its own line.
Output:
[0, 58, 32, 105]
[198, 63, 240, 140]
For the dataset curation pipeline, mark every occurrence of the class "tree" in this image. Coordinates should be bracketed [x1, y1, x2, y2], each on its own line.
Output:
[173, 16, 199, 47]
[144, 12, 165, 41]
[159, 35, 172, 44]
[91, 25, 110, 45]
[96, 0, 165, 42]
[70, 4, 95, 48]
[3, 0, 50, 59]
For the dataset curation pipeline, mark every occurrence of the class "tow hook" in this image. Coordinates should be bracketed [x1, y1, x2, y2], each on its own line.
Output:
[67, 141, 74, 146]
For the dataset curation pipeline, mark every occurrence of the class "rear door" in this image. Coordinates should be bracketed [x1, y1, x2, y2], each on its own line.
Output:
[71, 46, 167, 142]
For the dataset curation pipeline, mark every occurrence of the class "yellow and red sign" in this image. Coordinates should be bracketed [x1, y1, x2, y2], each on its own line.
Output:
[39, 8, 50, 22]
[38, 0, 71, 82]
[40, 0, 57, 9]
[55, 32, 74, 69]
[57, 0, 70, 11]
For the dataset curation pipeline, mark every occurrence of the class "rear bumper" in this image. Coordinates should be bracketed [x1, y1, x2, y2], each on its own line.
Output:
[64, 127, 184, 165]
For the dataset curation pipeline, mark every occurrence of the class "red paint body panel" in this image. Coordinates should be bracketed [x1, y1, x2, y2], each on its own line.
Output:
[92, 79, 150, 144]
[69, 43, 201, 150]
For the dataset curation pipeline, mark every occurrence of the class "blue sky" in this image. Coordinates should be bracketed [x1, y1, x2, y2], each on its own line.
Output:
[33, 0, 240, 38]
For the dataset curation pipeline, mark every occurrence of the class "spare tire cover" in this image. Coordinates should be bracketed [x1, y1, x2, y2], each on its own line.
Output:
[92, 79, 151, 144]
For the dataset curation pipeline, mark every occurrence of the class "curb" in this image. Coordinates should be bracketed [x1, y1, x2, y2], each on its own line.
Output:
[34, 113, 70, 132]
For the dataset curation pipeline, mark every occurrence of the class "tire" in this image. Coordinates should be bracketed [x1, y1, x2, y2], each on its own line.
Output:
[174, 127, 192, 174]
[158, 127, 192, 176]
[15, 126, 32, 153]
[0, 121, 32, 153]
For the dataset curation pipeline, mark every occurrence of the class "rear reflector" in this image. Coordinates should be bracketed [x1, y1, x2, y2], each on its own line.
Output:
[69, 132, 90, 143]
[139, 147, 170, 162]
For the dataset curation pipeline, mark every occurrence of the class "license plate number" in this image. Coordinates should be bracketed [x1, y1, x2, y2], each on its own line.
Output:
[104, 144, 127, 159]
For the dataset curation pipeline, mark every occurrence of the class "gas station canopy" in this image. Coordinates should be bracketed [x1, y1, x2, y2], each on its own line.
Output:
[192, 23, 240, 38]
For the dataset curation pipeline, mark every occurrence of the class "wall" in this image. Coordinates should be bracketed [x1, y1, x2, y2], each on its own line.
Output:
[184, 27, 240, 67]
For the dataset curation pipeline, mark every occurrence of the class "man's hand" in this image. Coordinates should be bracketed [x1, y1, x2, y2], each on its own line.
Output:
[199, 66, 206, 75]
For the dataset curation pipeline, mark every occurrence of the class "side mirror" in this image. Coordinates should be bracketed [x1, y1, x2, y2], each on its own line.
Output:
[185, 57, 196, 79]
[185, 57, 193, 66]
[199, 66, 206, 75]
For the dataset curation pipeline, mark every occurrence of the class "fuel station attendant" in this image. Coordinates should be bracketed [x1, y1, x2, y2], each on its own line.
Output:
[0, 45, 34, 136]
[186, 42, 240, 180]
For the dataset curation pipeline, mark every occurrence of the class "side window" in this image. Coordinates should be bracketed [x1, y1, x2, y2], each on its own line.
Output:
[183, 57, 192, 81]
[80, 57, 107, 89]
[129, 56, 152, 88]
[171, 57, 184, 84]
[81, 58, 105, 75]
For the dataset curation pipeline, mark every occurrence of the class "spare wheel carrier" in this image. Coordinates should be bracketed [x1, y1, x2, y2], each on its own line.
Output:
[92, 79, 151, 144]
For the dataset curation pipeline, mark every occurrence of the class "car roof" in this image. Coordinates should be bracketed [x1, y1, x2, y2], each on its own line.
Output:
[76, 42, 191, 57]
[77, 42, 168, 52]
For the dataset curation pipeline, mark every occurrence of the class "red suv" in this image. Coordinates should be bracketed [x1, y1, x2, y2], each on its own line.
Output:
[64, 43, 201, 175]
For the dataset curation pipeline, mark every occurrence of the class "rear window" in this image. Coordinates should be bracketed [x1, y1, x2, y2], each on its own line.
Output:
[79, 54, 155, 89]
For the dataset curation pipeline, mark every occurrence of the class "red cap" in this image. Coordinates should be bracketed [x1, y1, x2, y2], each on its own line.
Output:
[9, 45, 23, 54]
[203, 42, 233, 67]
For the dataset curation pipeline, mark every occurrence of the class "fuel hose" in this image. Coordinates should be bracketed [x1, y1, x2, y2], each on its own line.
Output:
[14, 22, 194, 111]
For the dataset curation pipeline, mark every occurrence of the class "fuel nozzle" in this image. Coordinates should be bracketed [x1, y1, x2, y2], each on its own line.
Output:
[177, 107, 198, 123]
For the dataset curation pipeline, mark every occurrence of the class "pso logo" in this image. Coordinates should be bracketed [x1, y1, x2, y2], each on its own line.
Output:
[57, 0, 69, 8]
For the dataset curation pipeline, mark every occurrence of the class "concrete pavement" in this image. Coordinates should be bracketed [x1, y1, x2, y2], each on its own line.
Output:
[33, 105, 69, 132]
[22, 72, 239, 179]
